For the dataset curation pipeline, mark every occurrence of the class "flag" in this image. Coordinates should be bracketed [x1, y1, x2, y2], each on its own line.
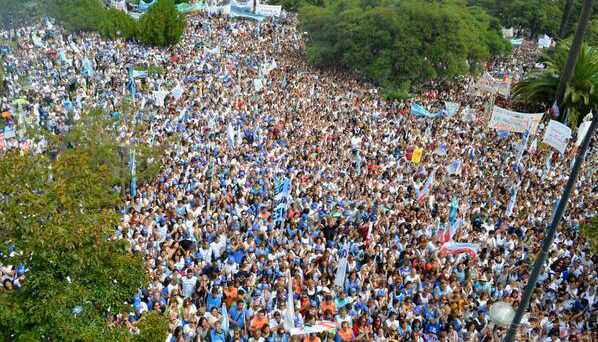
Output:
[447, 217, 463, 243]
[529, 138, 538, 155]
[445, 102, 460, 119]
[447, 159, 461, 175]
[227, 122, 235, 149]
[433, 144, 448, 156]
[170, 84, 184, 101]
[417, 168, 437, 202]
[506, 181, 521, 217]
[440, 242, 479, 258]
[222, 303, 230, 335]
[334, 243, 349, 289]
[284, 271, 295, 331]
[514, 118, 532, 170]
[356, 150, 362, 174]
[448, 197, 458, 224]
[550, 101, 559, 119]
[130, 70, 148, 78]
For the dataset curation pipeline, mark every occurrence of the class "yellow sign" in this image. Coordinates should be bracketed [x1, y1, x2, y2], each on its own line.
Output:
[412, 148, 423, 163]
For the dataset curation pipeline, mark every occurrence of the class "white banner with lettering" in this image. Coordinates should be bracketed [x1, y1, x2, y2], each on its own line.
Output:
[488, 106, 543, 134]
[255, 3, 282, 16]
[476, 72, 511, 97]
[543, 120, 571, 154]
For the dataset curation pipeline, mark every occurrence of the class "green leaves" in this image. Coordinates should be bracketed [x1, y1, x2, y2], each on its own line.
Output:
[300, 0, 510, 95]
[0, 150, 150, 340]
[513, 42, 597, 127]
[138, 0, 187, 47]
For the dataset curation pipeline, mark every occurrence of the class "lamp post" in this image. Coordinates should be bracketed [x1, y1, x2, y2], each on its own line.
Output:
[504, 113, 598, 341]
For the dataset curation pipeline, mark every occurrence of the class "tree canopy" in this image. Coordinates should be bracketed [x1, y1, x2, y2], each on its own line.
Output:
[0, 150, 148, 340]
[138, 0, 187, 47]
[299, 0, 511, 94]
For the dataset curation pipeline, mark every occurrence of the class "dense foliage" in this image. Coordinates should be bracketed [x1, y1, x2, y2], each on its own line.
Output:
[138, 0, 187, 47]
[581, 215, 598, 252]
[470, 0, 598, 41]
[299, 0, 511, 93]
[0, 0, 186, 47]
[0, 151, 147, 340]
[512, 42, 597, 128]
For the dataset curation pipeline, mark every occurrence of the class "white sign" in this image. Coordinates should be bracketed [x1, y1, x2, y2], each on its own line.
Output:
[543, 120, 572, 154]
[488, 106, 543, 134]
[255, 4, 282, 17]
[476, 72, 511, 97]
[290, 321, 340, 336]
[112, 0, 127, 12]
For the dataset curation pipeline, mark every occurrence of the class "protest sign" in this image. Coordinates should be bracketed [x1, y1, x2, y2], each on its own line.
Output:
[488, 106, 543, 134]
[445, 101, 459, 119]
[476, 72, 511, 97]
[112, 0, 127, 12]
[412, 148, 423, 163]
[542, 120, 571, 154]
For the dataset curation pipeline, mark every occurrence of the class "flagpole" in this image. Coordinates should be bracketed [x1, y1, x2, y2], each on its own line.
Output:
[504, 112, 597, 341]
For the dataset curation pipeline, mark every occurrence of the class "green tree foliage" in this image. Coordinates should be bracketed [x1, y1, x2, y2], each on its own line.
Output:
[580, 216, 598, 252]
[40, 107, 167, 192]
[138, 0, 187, 47]
[48, 0, 108, 33]
[469, 0, 564, 37]
[0, 150, 147, 340]
[133, 311, 170, 342]
[270, 0, 329, 12]
[512, 42, 597, 127]
[98, 8, 140, 40]
[300, 0, 511, 93]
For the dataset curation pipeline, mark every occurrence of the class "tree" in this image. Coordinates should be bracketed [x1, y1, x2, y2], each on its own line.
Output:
[38, 106, 168, 196]
[512, 42, 597, 127]
[299, 0, 511, 94]
[98, 8, 140, 40]
[138, 0, 187, 47]
[469, 0, 564, 37]
[47, 0, 108, 33]
[580, 216, 598, 252]
[0, 150, 148, 340]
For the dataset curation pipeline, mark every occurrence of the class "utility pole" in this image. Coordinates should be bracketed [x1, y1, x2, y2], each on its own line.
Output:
[504, 113, 597, 341]
[554, 0, 594, 117]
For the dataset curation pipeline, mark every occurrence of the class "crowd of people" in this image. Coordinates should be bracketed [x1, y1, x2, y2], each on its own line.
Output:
[1, 6, 596, 342]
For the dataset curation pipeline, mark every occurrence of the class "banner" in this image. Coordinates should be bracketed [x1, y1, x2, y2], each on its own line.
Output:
[488, 106, 543, 134]
[411, 103, 443, 118]
[130, 70, 148, 79]
[176, 2, 205, 12]
[476, 72, 511, 97]
[543, 120, 572, 154]
[231, 0, 253, 11]
[446, 159, 461, 175]
[170, 84, 184, 101]
[230, 5, 266, 21]
[255, 3, 282, 16]
[440, 242, 479, 258]
[334, 252, 348, 289]
[290, 321, 340, 336]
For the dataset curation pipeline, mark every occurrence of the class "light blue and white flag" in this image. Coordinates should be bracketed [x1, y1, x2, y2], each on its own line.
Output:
[411, 103, 444, 118]
[506, 181, 521, 217]
[445, 101, 460, 119]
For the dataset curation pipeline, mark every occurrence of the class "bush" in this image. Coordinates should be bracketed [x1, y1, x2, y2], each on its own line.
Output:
[138, 0, 187, 47]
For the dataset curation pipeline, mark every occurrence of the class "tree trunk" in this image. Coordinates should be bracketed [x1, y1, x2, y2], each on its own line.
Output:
[559, 0, 575, 39]
[554, 0, 594, 121]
